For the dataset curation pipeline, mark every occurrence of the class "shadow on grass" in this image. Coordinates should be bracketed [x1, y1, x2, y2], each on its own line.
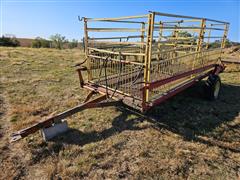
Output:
[51, 82, 240, 152]
[51, 112, 147, 146]
[145, 82, 240, 153]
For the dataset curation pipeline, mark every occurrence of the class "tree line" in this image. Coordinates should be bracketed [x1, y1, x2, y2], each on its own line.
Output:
[0, 36, 20, 47]
[0, 34, 80, 49]
[0, 33, 239, 49]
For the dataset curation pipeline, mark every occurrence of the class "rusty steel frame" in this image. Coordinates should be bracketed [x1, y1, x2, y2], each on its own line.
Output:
[82, 11, 229, 111]
[11, 12, 229, 142]
[11, 94, 123, 142]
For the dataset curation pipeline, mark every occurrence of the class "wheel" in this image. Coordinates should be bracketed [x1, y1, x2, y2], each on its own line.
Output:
[205, 74, 221, 100]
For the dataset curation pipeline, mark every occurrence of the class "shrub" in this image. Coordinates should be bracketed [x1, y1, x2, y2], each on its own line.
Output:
[31, 37, 50, 48]
[40, 39, 50, 48]
[0, 36, 20, 47]
[208, 39, 237, 49]
[68, 39, 78, 49]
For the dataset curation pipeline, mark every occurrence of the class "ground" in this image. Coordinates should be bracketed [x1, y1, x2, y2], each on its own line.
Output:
[0, 47, 239, 179]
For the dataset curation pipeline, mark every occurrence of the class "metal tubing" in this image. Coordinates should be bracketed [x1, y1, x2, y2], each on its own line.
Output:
[143, 12, 155, 103]
[148, 72, 209, 110]
[146, 64, 216, 90]
[88, 35, 143, 40]
[153, 26, 224, 31]
[11, 95, 125, 142]
[86, 14, 148, 21]
[152, 11, 229, 24]
[88, 47, 145, 56]
[88, 40, 146, 46]
[87, 28, 145, 32]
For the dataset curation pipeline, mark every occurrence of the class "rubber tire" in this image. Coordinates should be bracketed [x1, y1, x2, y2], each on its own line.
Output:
[205, 74, 221, 100]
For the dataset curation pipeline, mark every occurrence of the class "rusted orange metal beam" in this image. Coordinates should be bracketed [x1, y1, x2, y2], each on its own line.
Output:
[11, 95, 122, 142]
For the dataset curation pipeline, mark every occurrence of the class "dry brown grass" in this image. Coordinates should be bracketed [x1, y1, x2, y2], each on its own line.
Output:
[0, 47, 239, 179]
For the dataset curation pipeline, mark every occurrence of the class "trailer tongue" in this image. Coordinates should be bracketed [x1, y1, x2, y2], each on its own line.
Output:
[11, 94, 123, 142]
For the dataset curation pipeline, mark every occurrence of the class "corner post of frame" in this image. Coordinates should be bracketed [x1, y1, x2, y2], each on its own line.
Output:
[192, 18, 206, 73]
[206, 24, 212, 49]
[196, 18, 206, 52]
[221, 23, 229, 49]
[83, 17, 92, 81]
[143, 12, 155, 108]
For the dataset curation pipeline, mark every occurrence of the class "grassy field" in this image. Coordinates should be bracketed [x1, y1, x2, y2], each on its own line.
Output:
[0, 47, 240, 179]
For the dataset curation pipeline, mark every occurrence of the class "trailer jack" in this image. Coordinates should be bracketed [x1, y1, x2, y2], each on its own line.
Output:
[10, 93, 123, 142]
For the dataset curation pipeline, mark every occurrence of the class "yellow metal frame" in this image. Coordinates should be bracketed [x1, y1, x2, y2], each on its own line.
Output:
[81, 11, 229, 105]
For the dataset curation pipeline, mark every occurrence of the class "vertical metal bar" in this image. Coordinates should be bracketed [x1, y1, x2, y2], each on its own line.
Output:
[157, 21, 163, 61]
[143, 12, 155, 103]
[140, 22, 145, 62]
[219, 23, 229, 60]
[221, 24, 229, 49]
[173, 22, 180, 58]
[196, 19, 206, 52]
[206, 26, 212, 49]
[192, 18, 206, 76]
[84, 17, 92, 80]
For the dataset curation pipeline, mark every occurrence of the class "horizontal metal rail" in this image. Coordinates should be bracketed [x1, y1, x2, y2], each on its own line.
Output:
[88, 54, 144, 66]
[148, 71, 212, 109]
[84, 83, 143, 107]
[146, 64, 216, 90]
[87, 19, 145, 24]
[154, 26, 225, 31]
[160, 36, 223, 40]
[88, 47, 146, 56]
[85, 14, 148, 21]
[146, 64, 224, 110]
[151, 48, 221, 65]
[88, 35, 143, 40]
[161, 19, 202, 23]
[151, 46, 195, 54]
[87, 28, 145, 32]
[88, 40, 146, 46]
[152, 11, 229, 24]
